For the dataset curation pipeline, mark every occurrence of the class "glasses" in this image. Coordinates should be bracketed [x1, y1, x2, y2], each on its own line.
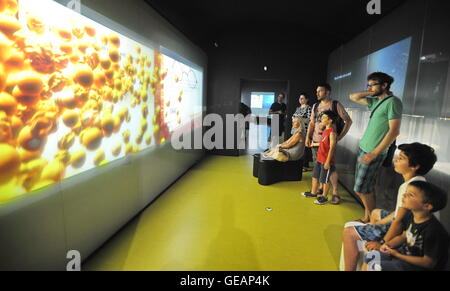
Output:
[367, 83, 381, 88]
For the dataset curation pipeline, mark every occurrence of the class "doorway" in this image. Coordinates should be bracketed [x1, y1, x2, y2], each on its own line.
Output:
[239, 79, 289, 156]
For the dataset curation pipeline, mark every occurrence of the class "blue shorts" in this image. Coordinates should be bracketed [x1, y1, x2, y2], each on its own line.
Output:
[312, 162, 335, 184]
[364, 251, 427, 271]
[354, 209, 391, 242]
[354, 149, 386, 194]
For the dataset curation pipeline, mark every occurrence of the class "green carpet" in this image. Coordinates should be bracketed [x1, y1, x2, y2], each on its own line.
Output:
[83, 155, 363, 271]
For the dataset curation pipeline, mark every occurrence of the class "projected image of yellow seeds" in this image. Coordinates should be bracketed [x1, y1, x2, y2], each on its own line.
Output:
[93, 150, 105, 166]
[71, 150, 86, 169]
[80, 127, 103, 151]
[0, 0, 204, 203]
[112, 142, 121, 157]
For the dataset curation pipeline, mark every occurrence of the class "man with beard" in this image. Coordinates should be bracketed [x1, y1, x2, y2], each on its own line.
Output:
[349, 72, 403, 223]
[303, 83, 352, 204]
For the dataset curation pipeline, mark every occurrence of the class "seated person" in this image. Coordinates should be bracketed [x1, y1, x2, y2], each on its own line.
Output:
[342, 143, 437, 271]
[262, 116, 305, 162]
[363, 181, 449, 271]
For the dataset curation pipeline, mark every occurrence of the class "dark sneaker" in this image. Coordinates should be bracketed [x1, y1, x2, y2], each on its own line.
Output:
[302, 191, 317, 198]
[314, 196, 329, 205]
[317, 189, 323, 195]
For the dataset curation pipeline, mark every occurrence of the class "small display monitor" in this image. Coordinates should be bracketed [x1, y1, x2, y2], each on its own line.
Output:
[251, 92, 275, 109]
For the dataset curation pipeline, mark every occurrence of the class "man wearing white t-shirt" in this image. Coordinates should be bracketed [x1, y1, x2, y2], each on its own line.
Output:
[342, 143, 437, 271]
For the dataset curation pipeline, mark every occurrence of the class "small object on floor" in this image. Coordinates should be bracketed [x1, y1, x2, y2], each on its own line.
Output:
[265, 207, 273, 212]
[314, 196, 329, 205]
[330, 195, 342, 205]
[302, 191, 317, 198]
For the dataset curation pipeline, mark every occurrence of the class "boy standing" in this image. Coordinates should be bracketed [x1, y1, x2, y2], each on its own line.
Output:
[364, 181, 449, 271]
[303, 110, 340, 205]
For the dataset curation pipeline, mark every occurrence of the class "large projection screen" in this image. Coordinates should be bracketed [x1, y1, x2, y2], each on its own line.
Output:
[0, 0, 204, 204]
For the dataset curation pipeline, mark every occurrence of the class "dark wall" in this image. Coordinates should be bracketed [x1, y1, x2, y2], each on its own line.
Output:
[206, 28, 328, 155]
[327, 0, 450, 232]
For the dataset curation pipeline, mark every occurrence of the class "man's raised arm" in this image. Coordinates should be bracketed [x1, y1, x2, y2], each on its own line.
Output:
[349, 91, 372, 106]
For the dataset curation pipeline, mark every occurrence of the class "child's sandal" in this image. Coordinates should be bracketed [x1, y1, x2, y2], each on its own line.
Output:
[330, 195, 341, 205]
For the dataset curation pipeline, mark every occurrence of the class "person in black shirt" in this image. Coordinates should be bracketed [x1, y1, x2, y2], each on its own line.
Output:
[268, 93, 287, 142]
[363, 181, 449, 271]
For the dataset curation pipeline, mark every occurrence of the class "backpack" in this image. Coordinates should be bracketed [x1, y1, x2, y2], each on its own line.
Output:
[313, 100, 345, 135]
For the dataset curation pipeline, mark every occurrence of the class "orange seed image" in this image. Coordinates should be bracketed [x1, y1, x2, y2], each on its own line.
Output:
[74, 65, 94, 88]
[145, 133, 152, 145]
[62, 110, 79, 128]
[84, 25, 96, 37]
[54, 150, 71, 165]
[112, 116, 121, 133]
[109, 49, 120, 63]
[86, 51, 100, 70]
[108, 33, 120, 48]
[125, 143, 132, 156]
[100, 56, 111, 70]
[26, 15, 45, 34]
[122, 129, 130, 143]
[0, 63, 6, 91]
[112, 143, 121, 157]
[16, 71, 44, 95]
[41, 160, 65, 182]
[0, 92, 18, 115]
[70, 149, 86, 169]
[100, 114, 114, 137]
[4, 49, 25, 72]
[0, 14, 22, 36]
[56, 27, 72, 41]
[71, 24, 85, 39]
[17, 126, 47, 152]
[58, 132, 76, 150]
[93, 150, 105, 166]
[12, 86, 39, 107]
[60, 42, 73, 54]
[93, 71, 106, 88]
[80, 127, 103, 151]
[0, 143, 20, 180]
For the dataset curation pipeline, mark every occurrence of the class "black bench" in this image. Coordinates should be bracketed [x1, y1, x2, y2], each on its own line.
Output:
[253, 154, 303, 186]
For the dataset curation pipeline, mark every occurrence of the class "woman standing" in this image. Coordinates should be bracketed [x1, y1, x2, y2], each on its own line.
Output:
[294, 93, 313, 170]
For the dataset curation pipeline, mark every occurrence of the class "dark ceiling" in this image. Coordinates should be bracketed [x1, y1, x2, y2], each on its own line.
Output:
[144, 0, 407, 53]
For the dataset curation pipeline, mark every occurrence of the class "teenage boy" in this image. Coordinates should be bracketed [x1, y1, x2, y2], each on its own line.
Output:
[364, 181, 449, 271]
[303, 110, 340, 205]
[342, 142, 437, 271]
[349, 72, 403, 223]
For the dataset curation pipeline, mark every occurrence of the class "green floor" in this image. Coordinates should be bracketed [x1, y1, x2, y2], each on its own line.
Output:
[83, 155, 363, 271]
